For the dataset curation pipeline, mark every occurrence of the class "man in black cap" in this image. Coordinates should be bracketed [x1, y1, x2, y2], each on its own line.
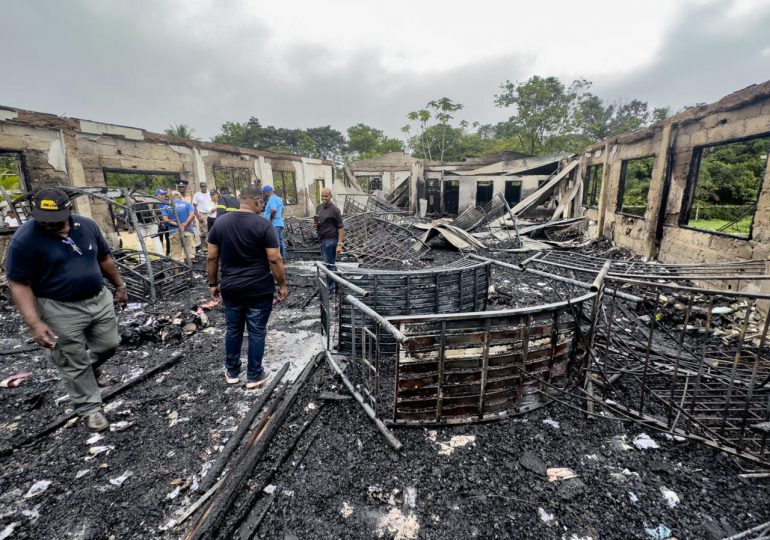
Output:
[6, 187, 127, 432]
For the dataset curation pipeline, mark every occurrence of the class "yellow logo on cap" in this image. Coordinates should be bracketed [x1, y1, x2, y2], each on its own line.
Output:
[40, 200, 59, 210]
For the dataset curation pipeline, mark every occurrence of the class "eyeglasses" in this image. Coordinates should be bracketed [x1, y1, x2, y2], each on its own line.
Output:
[62, 237, 83, 256]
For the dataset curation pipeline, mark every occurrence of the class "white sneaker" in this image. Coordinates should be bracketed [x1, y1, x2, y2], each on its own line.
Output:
[224, 370, 239, 385]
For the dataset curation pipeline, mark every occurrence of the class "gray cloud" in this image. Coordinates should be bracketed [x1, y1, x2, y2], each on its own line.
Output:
[2, 0, 768, 142]
[590, 0, 770, 112]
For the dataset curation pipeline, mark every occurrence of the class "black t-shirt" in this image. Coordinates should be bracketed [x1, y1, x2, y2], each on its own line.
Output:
[6, 215, 111, 301]
[207, 211, 278, 302]
[315, 202, 343, 241]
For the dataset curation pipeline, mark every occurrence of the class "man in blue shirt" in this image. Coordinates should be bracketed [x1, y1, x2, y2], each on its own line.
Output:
[262, 185, 286, 260]
[6, 188, 127, 432]
[162, 192, 196, 263]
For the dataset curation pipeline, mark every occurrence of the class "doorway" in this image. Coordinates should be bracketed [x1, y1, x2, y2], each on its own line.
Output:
[476, 181, 493, 206]
[443, 180, 460, 215]
[505, 180, 522, 206]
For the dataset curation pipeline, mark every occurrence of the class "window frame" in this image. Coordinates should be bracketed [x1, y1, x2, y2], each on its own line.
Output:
[678, 133, 770, 240]
[582, 164, 603, 208]
[273, 170, 298, 205]
[617, 155, 656, 219]
[212, 166, 252, 195]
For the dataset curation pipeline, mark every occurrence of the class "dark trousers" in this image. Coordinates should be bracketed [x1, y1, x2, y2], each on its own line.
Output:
[223, 297, 273, 382]
[320, 239, 338, 292]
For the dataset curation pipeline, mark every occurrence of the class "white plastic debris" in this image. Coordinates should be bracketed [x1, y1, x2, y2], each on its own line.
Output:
[537, 507, 555, 524]
[628, 491, 639, 504]
[304, 402, 317, 412]
[340, 501, 354, 518]
[404, 486, 417, 508]
[542, 419, 560, 429]
[436, 435, 476, 456]
[88, 445, 115, 456]
[282, 489, 295, 497]
[109, 471, 133, 486]
[110, 420, 135, 432]
[24, 480, 51, 498]
[167, 486, 181, 500]
[21, 507, 40, 522]
[662, 433, 686, 442]
[547, 468, 577, 482]
[0, 522, 20, 540]
[660, 486, 680, 508]
[86, 433, 104, 445]
[645, 523, 672, 539]
[75, 469, 90, 479]
[633, 433, 660, 450]
[103, 400, 124, 413]
[263, 484, 277, 495]
[168, 411, 179, 427]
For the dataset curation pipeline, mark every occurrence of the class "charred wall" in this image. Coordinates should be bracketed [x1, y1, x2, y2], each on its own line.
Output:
[580, 80, 770, 267]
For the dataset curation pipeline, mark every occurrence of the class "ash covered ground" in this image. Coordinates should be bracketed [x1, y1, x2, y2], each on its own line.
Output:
[0, 243, 768, 540]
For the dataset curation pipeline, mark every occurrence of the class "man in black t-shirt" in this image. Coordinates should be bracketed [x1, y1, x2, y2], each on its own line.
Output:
[314, 187, 345, 291]
[6, 188, 128, 432]
[207, 184, 288, 389]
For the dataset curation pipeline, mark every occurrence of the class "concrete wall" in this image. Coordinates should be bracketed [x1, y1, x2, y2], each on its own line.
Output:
[0, 106, 334, 226]
[580, 79, 770, 266]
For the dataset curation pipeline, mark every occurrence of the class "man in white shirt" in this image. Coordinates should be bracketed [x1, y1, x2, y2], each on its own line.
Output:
[192, 182, 215, 248]
[4, 210, 19, 228]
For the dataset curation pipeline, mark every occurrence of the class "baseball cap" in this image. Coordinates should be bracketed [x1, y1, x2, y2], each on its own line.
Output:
[262, 185, 273, 192]
[155, 188, 167, 195]
[32, 187, 72, 222]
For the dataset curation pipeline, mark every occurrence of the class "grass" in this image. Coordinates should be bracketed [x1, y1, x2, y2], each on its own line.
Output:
[687, 216, 753, 237]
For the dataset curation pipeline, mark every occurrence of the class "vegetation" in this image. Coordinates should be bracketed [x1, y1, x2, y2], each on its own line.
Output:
[211, 75, 680, 165]
[684, 136, 770, 237]
[165, 123, 196, 139]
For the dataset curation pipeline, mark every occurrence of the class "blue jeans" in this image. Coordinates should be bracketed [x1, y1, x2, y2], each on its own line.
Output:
[223, 297, 273, 382]
[320, 239, 338, 292]
[274, 226, 287, 260]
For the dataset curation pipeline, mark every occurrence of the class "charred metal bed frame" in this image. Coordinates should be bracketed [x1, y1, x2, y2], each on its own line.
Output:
[525, 251, 770, 465]
[342, 213, 431, 269]
[12, 187, 193, 302]
[318, 256, 604, 433]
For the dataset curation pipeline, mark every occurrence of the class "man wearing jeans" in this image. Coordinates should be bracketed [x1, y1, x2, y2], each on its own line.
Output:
[262, 185, 286, 260]
[207, 184, 288, 389]
[314, 187, 344, 291]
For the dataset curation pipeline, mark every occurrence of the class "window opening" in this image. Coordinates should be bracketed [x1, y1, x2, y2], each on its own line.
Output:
[682, 135, 769, 239]
[273, 170, 298, 204]
[618, 156, 655, 217]
[582, 164, 603, 207]
[212, 167, 251, 195]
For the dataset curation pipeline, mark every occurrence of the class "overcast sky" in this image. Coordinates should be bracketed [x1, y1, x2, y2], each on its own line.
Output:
[3, 0, 770, 140]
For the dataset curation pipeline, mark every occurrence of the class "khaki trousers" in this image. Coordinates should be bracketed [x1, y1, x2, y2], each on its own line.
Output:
[37, 288, 120, 416]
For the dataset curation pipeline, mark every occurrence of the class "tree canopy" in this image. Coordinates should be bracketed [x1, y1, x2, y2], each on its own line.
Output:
[210, 75, 675, 164]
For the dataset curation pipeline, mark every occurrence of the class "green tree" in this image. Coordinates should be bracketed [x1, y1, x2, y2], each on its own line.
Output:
[164, 123, 196, 139]
[346, 124, 403, 161]
[494, 76, 590, 154]
[404, 98, 465, 160]
[305, 126, 346, 163]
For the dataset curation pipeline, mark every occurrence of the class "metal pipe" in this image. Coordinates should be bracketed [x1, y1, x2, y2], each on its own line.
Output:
[315, 262, 370, 296]
[469, 254, 643, 303]
[590, 260, 612, 293]
[344, 294, 407, 342]
[321, 343, 402, 451]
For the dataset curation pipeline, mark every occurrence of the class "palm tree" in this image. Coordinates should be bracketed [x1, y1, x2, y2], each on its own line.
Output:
[164, 123, 195, 139]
